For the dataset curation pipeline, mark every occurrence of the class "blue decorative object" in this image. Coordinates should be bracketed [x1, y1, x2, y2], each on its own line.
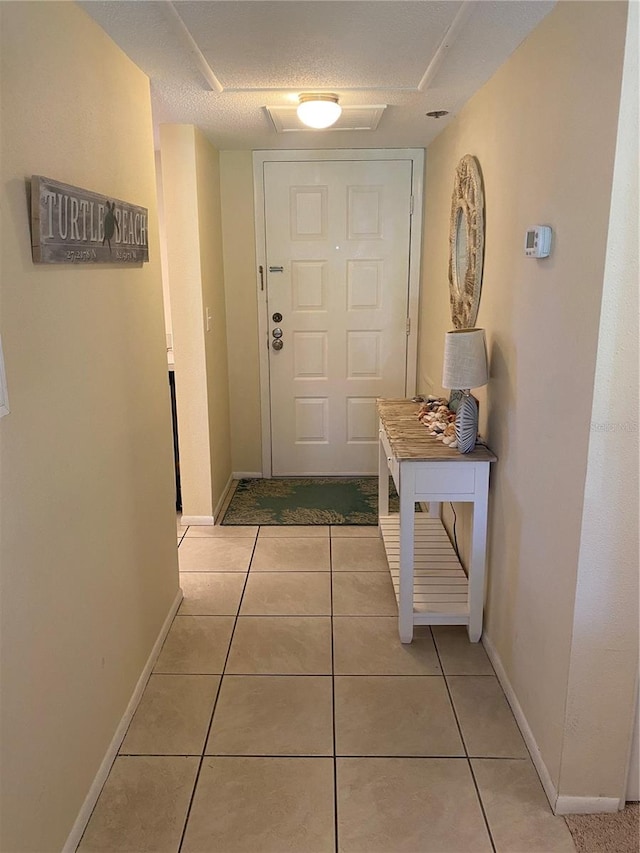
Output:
[455, 392, 480, 453]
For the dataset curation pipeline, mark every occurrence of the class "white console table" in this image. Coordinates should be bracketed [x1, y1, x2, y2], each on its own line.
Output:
[377, 399, 497, 644]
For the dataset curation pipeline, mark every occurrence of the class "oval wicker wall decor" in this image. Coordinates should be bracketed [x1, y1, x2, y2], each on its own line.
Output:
[448, 155, 485, 329]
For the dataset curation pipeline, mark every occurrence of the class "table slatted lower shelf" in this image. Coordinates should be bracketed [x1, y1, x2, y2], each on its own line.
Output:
[379, 515, 469, 624]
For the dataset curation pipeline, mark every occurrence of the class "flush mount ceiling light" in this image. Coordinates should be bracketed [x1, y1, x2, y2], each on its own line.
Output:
[296, 93, 342, 129]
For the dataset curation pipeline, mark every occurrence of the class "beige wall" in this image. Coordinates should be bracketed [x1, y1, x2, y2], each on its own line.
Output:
[418, 0, 628, 795]
[0, 3, 179, 850]
[160, 125, 213, 517]
[160, 125, 232, 518]
[559, 1, 638, 800]
[155, 150, 173, 345]
[195, 133, 233, 501]
[219, 151, 262, 475]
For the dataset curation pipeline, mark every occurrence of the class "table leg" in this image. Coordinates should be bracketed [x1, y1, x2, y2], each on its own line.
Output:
[378, 432, 389, 518]
[468, 466, 490, 642]
[427, 501, 441, 519]
[398, 465, 415, 643]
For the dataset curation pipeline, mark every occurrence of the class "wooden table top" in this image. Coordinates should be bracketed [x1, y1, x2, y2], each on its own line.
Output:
[377, 399, 497, 462]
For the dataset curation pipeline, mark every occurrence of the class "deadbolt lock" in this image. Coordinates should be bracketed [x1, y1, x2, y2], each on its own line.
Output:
[272, 312, 283, 323]
[272, 328, 283, 339]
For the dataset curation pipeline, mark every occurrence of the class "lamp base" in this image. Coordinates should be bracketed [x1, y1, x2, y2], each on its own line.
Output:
[455, 392, 479, 453]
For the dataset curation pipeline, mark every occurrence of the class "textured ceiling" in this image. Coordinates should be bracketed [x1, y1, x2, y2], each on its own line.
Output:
[177, 1, 459, 90]
[81, 0, 555, 150]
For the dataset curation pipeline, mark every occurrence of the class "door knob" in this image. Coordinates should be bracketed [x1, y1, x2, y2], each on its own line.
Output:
[272, 339, 284, 351]
[272, 328, 283, 339]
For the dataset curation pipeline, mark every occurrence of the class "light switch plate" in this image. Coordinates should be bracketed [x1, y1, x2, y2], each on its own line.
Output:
[0, 334, 9, 418]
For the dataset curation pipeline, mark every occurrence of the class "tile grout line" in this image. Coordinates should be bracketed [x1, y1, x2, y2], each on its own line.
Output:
[150, 671, 491, 677]
[177, 529, 507, 849]
[166, 531, 506, 849]
[330, 534, 340, 853]
[118, 751, 486, 759]
[92, 529, 505, 850]
[431, 628, 497, 853]
[176, 528, 260, 853]
[467, 755, 498, 853]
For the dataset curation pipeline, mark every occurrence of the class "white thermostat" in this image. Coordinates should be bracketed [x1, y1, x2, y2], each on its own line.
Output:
[524, 225, 553, 258]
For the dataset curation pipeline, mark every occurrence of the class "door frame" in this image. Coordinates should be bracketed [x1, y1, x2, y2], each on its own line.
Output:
[253, 148, 424, 478]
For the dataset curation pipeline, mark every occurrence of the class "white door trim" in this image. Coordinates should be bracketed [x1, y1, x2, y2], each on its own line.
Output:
[253, 148, 424, 479]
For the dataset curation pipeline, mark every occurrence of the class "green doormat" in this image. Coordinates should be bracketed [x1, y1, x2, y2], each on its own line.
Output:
[222, 477, 399, 525]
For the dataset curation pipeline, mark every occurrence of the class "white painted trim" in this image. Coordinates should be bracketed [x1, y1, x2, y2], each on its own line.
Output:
[165, 2, 223, 93]
[483, 632, 627, 815]
[482, 632, 560, 813]
[63, 588, 183, 853]
[253, 148, 425, 478]
[625, 677, 639, 801]
[0, 333, 10, 418]
[253, 148, 426, 164]
[232, 471, 263, 480]
[180, 515, 215, 526]
[418, 2, 474, 91]
[554, 797, 622, 815]
[253, 153, 272, 478]
[405, 152, 424, 398]
[213, 473, 234, 522]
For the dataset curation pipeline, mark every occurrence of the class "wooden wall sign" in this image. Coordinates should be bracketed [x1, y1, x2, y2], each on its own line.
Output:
[30, 176, 149, 264]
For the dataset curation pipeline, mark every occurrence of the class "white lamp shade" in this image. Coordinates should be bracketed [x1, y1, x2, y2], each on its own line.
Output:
[442, 328, 489, 390]
[297, 94, 342, 129]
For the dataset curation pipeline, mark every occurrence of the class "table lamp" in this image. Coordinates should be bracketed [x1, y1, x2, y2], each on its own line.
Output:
[442, 328, 489, 453]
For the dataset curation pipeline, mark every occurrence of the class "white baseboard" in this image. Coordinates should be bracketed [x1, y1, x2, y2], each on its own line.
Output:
[483, 633, 626, 816]
[213, 474, 235, 522]
[180, 515, 215, 526]
[232, 472, 263, 479]
[482, 632, 560, 813]
[181, 475, 248, 526]
[555, 796, 622, 815]
[63, 588, 183, 852]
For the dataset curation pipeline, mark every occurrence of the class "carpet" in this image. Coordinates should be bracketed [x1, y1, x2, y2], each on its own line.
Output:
[221, 477, 399, 525]
[564, 803, 639, 853]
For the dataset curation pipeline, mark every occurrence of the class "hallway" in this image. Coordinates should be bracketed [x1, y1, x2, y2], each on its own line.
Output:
[78, 515, 575, 852]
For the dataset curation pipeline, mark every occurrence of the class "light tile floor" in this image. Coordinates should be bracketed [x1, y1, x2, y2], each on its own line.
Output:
[78, 520, 576, 853]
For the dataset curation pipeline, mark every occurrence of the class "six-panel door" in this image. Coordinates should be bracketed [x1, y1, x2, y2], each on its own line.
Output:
[264, 159, 413, 475]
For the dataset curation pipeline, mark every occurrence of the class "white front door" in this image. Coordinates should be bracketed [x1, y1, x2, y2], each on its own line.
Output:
[263, 157, 414, 476]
